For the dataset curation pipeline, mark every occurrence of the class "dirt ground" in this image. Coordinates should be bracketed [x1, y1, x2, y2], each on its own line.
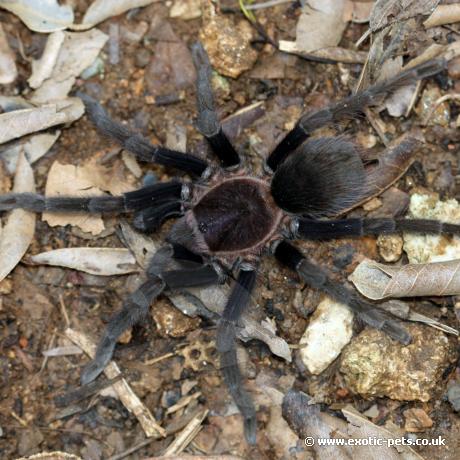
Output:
[0, 1, 459, 459]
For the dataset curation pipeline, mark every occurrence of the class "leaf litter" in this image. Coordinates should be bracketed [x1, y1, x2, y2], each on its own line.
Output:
[1, 0, 460, 458]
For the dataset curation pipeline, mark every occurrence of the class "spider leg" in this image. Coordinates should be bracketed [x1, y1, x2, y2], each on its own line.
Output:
[274, 240, 411, 344]
[266, 59, 445, 171]
[81, 276, 165, 384]
[0, 181, 184, 214]
[81, 258, 222, 385]
[191, 42, 240, 168]
[293, 217, 460, 240]
[78, 93, 209, 177]
[217, 267, 257, 444]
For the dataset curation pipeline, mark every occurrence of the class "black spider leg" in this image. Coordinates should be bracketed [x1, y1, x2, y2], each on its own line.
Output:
[293, 217, 460, 239]
[0, 181, 183, 214]
[266, 59, 445, 171]
[216, 268, 257, 445]
[78, 93, 209, 177]
[274, 240, 411, 344]
[81, 275, 165, 384]
[191, 42, 241, 168]
[81, 256, 222, 385]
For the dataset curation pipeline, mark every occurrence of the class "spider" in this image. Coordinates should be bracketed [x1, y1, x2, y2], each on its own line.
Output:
[0, 44, 456, 444]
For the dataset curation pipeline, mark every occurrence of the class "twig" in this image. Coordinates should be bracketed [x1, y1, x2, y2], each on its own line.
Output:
[162, 409, 209, 456]
[166, 391, 202, 415]
[144, 351, 175, 365]
[59, 294, 70, 328]
[38, 327, 57, 374]
[246, 0, 293, 9]
[65, 327, 166, 438]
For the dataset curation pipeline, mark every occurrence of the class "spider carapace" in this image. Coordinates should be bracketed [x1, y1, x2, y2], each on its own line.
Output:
[0, 42, 456, 444]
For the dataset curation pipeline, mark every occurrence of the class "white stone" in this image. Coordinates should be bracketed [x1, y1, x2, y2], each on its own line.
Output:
[299, 297, 354, 375]
[403, 193, 460, 263]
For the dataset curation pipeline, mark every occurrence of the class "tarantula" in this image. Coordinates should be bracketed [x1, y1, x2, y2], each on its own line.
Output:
[0, 44, 457, 443]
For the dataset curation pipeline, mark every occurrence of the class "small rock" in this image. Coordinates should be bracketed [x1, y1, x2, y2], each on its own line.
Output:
[18, 427, 44, 456]
[403, 193, 460, 263]
[363, 197, 382, 212]
[0, 278, 12, 294]
[299, 297, 354, 374]
[135, 48, 151, 68]
[416, 85, 450, 126]
[363, 404, 379, 418]
[340, 325, 455, 401]
[377, 234, 403, 262]
[332, 244, 355, 269]
[446, 383, 460, 412]
[152, 299, 201, 338]
[170, 0, 202, 20]
[199, 1, 258, 78]
[403, 408, 433, 432]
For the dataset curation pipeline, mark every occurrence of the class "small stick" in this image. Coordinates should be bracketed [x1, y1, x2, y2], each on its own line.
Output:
[144, 351, 175, 365]
[59, 294, 70, 328]
[166, 391, 202, 415]
[65, 327, 166, 438]
[162, 409, 209, 456]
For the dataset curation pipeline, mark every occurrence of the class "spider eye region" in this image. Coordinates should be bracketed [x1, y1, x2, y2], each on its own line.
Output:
[191, 178, 281, 254]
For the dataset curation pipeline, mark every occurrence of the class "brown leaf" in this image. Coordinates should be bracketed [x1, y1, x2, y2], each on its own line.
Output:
[42, 161, 105, 235]
[424, 4, 460, 28]
[350, 258, 460, 299]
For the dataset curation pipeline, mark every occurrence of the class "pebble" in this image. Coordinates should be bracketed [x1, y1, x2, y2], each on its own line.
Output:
[416, 85, 450, 126]
[340, 324, 455, 401]
[299, 297, 354, 374]
[152, 299, 201, 338]
[377, 234, 403, 262]
[403, 408, 433, 432]
[403, 193, 460, 263]
[199, 2, 258, 78]
[446, 383, 460, 412]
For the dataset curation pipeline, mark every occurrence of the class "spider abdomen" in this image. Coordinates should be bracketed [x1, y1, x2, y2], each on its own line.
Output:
[172, 177, 282, 258]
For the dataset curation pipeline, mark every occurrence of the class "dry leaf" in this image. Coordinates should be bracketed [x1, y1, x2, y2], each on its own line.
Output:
[0, 98, 84, 145]
[29, 248, 138, 276]
[350, 258, 460, 299]
[28, 31, 65, 89]
[369, 0, 440, 32]
[0, 152, 35, 282]
[0, 23, 17, 84]
[82, 0, 161, 27]
[31, 30, 108, 103]
[0, 0, 74, 33]
[42, 161, 106, 235]
[295, 0, 349, 53]
[1, 131, 61, 174]
[424, 4, 460, 28]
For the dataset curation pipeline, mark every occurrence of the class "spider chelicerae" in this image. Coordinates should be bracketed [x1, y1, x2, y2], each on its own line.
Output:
[0, 44, 456, 444]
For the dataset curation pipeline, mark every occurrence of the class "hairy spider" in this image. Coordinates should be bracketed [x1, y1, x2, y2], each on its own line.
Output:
[0, 45, 456, 444]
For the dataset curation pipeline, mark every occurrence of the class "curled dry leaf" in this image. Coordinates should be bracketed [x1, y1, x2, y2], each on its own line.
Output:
[31, 29, 108, 103]
[424, 4, 460, 28]
[0, 23, 17, 84]
[0, 98, 84, 145]
[28, 31, 65, 89]
[29, 248, 138, 276]
[350, 258, 460, 300]
[81, 0, 161, 27]
[0, 152, 35, 282]
[0, 0, 74, 33]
